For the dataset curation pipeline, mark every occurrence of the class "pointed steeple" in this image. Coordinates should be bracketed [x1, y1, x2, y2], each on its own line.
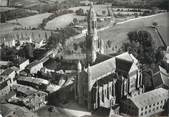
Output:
[86, 2, 98, 65]
[77, 60, 82, 73]
[87, 2, 97, 35]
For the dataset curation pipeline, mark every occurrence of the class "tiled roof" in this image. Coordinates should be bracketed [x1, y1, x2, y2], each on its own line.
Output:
[130, 88, 168, 108]
[13, 84, 38, 96]
[17, 76, 49, 85]
[1, 68, 14, 76]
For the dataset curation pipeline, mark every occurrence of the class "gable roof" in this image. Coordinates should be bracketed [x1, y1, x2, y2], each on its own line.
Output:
[1, 68, 14, 76]
[87, 52, 137, 91]
[26, 60, 42, 70]
[89, 52, 136, 81]
[159, 66, 169, 88]
[130, 88, 168, 108]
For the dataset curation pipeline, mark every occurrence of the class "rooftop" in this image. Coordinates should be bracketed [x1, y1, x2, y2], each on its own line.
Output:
[159, 66, 169, 88]
[13, 84, 38, 96]
[89, 52, 137, 81]
[26, 60, 42, 70]
[1, 68, 14, 76]
[0, 61, 10, 66]
[17, 76, 49, 85]
[15, 57, 28, 65]
[130, 88, 168, 108]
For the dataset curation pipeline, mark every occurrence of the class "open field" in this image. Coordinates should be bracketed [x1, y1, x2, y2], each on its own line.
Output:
[69, 4, 111, 16]
[67, 13, 169, 54]
[0, 23, 21, 34]
[0, 7, 16, 12]
[99, 12, 169, 54]
[45, 13, 85, 30]
[7, 13, 52, 28]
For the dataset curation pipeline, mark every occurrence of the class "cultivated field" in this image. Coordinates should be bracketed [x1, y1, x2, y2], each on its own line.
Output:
[45, 13, 85, 30]
[69, 4, 111, 16]
[98, 12, 169, 54]
[0, 23, 21, 34]
[66, 12, 169, 54]
[7, 13, 52, 28]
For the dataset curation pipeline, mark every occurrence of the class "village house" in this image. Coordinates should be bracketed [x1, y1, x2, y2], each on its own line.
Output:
[10, 84, 47, 110]
[120, 88, 169, 117]
[17, 76, 49, 92]
[22, 91, 47, 111]
[0, 68, 16, 97]
[15, 57, 29, 72]
[26, 60, 43, 74]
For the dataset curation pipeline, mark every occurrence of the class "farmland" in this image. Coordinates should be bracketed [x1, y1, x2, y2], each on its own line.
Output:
[99, 12, 169, 54]
[66, 12, 169, 54]
[45, 13, 85, 30]
[69, 4, 111, 15]
[7, 13, 52, 28]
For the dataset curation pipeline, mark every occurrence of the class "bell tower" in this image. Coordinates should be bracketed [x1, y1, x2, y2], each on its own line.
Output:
[86, 2, 98, 65]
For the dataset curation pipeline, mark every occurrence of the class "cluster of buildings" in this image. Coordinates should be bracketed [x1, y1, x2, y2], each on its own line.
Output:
[73, 3, 169, 117]
[0, 2, 168, 117]
[0, 30, 52, 48]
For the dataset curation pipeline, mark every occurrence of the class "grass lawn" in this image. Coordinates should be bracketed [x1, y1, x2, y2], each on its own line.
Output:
[69, 4, 111, 16]
[7, 13, 52, 28]
[67, 12, 169, 55]
[45, 13, 85, 30]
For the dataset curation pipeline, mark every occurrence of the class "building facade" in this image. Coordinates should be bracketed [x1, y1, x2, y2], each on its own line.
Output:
[26, 61, 43, 74]
[76, 52, 143, 111]
[75, 2, 144, 111]
[0, 68, 16, 97]
[120, 88, 169, 117]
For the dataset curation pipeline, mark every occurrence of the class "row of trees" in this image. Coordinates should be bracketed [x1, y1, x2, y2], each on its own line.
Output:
[123, 29, 167, 91]
[47, 27, 79, 49]
[1, 43, 35, 62]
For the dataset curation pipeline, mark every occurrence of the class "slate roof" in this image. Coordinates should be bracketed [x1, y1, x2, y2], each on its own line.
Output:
[89, 52, 137, 81]
[159, 66, 169, 88]
[130, 88, 168, 108]
[153, 72, 163, 88]
[89, 55, 116, 81]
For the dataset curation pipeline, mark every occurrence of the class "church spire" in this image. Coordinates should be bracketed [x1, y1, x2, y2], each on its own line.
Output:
[87, 2, 97, 35]
[86, 2, 97, 65]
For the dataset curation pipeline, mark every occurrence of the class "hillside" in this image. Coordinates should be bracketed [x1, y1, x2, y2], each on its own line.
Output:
[7, 13, 52, 28]
[67, 12, 169, 54]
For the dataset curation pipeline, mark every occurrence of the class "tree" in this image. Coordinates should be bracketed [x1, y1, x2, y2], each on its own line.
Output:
[73, 43, 78, 51]
[152, 22, 158, 27]
[102, 10, 106, 15]
[73, 18, 78, 25]
[1, 46, 18, 61]
[75, 8, 84, 16]
[127, 30, 156, 64]
[107, 40, 112, 48]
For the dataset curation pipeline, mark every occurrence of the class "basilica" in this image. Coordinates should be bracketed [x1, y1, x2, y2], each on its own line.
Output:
[75, 3, 144, 111]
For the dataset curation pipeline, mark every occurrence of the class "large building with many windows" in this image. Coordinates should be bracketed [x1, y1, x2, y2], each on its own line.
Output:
[120, 88, 169, 117]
